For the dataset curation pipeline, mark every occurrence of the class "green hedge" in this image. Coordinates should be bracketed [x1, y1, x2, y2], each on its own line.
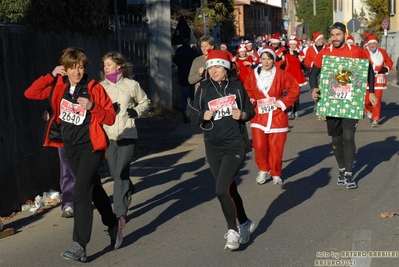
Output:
[0, 0, 110, 36]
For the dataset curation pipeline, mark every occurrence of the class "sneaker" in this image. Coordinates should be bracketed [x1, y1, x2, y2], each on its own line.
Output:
[345, 175, 357, 189]
[287, 112, 294, 120]
[61, 242, 87, 262]
[272, 176, 283, 185]
[108, 217, 123, 250]
[294, 112, 300, 119]
[371, 120, 378, 127]
[337, 171, 346, 185]
[224, 229, 240, 250]
[238, 219, 255, 244]
[61, 206, 74, 218]
[119, 216, 126, 229]
[366, 111, 372, 120]
[256, 171, 270, 185]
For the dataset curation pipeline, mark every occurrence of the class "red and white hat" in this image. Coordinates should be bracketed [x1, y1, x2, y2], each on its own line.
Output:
[363, 39, 369, 48]
[270, 33, 281, 43]
[367, 35, 379, 44]
[244, 40, 253, 46]
[237, 43, 247, 53]
[206, 49, 231, 69]
[346, 36, 354, 44]
[220, 43, 227, 49]
[289, 36, 300, 46]
[312, 32, 324, 42]
[258, 46, 276, 61]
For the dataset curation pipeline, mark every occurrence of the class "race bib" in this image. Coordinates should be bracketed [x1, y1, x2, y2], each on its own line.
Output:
[330, 84, 352, 101]
[257, 97, 276, 114]
[208, 95, 237, 121]
[376, 74, 386, 84]
[59, 99, 87, 125]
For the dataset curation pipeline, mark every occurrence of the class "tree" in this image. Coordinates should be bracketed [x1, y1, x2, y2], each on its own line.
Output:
[0, 0, 110, 37]
[295, 0, 333, 40]
[362, 0, 389, 37]
[193, 0, 234, 41]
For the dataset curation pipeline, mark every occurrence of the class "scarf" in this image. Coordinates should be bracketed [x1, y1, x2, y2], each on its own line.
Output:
[105, 70, 122, 83]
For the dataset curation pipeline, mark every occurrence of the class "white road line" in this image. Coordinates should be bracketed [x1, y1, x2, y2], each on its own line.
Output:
[351, 229, 372, 267]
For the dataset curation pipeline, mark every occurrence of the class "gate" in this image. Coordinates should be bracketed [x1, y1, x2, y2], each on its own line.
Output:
[110, 14, 150, 95]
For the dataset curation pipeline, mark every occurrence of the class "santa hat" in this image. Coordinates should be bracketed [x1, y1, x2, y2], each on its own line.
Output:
[237, 43, 247, 53]
[258, 46, 276, 61]
[346, 36, 354, 44]
[261, 41, 267, 47]
[312, 32, 324, 42]
[367, 35, 379, 44]
[206, 49, 231, 69]
[244, 40, 253, 46]
[289, 36, 300, 46]
[270, 33, 281, 43]
[363, 40, 369, 48]
[220, 43, 227, 49]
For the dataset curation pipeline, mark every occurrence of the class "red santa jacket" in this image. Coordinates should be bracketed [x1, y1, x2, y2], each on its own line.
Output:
[236, 56, 256, 85]
[304, 44, 325, 70]
[244, 66, 300, 133]
[363, 47, 393, 89]
[284, 49, 307, 86]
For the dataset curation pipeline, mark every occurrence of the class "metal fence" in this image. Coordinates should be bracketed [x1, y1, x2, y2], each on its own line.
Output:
[110, 14, 149, 95]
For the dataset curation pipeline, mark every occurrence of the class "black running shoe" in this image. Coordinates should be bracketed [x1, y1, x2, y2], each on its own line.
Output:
[345, 175, 357, 189]
[337, 171, 346, 185]
[108, 217, 123, 250]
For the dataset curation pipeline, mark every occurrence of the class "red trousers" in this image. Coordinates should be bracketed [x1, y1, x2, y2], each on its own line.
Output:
[251, 128, 287, 176]
[365, 90, 383, 121]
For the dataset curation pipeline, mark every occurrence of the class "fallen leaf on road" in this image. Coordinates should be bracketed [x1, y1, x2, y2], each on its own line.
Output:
[379, 212, 398, 218]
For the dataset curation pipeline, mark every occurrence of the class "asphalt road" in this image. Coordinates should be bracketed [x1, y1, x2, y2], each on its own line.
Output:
[0, 74, 398, 267]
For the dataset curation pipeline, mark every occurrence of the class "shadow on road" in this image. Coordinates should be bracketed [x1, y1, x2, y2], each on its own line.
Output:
[354, 136, 399, 184]
[123, 156, 215, 247]
[240, 168, 331, 250]
[282, 144, 333, 181]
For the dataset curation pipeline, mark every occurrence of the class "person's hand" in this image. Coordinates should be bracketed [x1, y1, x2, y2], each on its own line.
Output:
[311, 88, 320, 101]
[232, 107, 243, 120]
[52, 65, 66, 77]
[274, 101, 282, 109]
[378, 67, 388, 74]
[112, 102, 120, 113]
[199, 67, 206, 76]
[42, 110, 50, 121]
[126, 108, 138, 118]
[203, 110, 214, 121]
[369, 93, 378, 107]
[77, 97, 93, 110]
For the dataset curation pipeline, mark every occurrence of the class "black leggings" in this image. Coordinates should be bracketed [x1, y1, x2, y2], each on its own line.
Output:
[327, 118, 358, 172]
[205, 142, 248, 231]
[65, 142, 116, 247]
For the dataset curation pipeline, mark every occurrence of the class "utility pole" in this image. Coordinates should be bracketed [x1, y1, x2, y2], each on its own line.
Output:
[313, 0, 316, 16]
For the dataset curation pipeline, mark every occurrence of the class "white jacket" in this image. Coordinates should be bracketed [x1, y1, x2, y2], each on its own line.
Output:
[101, 75, 150, 140]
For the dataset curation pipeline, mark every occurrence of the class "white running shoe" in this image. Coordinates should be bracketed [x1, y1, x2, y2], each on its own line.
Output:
[238, 219, 255, 244]
[224, 229, 240, 250]
[256, 171, 270, 185]
[366, 111, 372, 120]
[272, 176, 283, 185]
[371, 120, 378, 127]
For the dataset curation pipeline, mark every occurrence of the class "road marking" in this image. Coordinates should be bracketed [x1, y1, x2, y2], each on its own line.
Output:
[351, 229, 372, 267]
